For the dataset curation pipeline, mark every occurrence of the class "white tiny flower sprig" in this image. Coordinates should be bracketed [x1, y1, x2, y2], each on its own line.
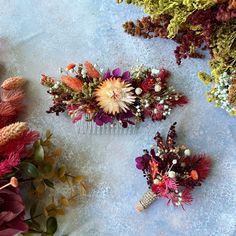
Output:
[208, 70, 236, 115]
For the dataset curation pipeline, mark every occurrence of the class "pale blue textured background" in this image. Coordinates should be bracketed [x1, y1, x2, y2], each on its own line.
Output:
[0, 1, 235, 235]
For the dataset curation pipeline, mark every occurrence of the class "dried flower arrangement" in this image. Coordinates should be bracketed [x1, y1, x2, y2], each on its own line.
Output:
[0, 77, 87, 236]
[41, 62, 188, 128]
[135, 123, 212, 211]
[117, 0, 236, 115]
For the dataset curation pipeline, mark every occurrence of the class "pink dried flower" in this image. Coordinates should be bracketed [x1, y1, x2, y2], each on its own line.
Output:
[0, 152, 20, 177]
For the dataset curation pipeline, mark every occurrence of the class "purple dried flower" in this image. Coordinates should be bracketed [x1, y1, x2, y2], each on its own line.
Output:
[93, 110, 114, 126]
[104, 68, 131, 82]
[135, 154, 151, 170]
[112, 68, 122, 77]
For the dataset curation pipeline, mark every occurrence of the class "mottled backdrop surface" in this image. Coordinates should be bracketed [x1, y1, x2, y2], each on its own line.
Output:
[0, 1, 235, 236]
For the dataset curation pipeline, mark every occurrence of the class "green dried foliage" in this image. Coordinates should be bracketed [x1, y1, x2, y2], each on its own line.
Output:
[19, 130, 88, 235]
[117, 0, 214, 37]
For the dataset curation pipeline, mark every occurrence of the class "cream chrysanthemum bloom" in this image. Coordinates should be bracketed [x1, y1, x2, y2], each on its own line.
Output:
[94, 78, 135, 115]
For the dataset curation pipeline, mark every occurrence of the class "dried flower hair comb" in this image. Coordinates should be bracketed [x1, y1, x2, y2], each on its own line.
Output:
[135, 122, 212, 211]
[41, 62, 188, 133]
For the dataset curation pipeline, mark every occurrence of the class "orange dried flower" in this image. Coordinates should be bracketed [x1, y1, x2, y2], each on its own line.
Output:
[61, 75, 83, 92]
[84, 62, 100, 78]
[66, 63, 76, 70]
[0, 122, 28, 146]
[229, 0, 236, 9]
[190, 170, 199, 180]
[41, 74, 55, 87]
[1, 76, 25, 90]
[0, 177, 18, 190]
[10, 177, 18, 187]
[149, 159, 158, 179]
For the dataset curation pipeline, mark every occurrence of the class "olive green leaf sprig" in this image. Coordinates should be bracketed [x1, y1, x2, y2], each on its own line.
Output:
[12, 130, 88, 236]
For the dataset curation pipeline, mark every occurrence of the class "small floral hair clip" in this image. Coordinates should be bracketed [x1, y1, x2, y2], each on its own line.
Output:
[135, 122, 212, 211]
[41, 62, 188, 132]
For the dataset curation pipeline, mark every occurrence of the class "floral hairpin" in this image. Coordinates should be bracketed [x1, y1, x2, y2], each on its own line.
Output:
[135, 122, 212, 211]
[41, 62, 188, 128]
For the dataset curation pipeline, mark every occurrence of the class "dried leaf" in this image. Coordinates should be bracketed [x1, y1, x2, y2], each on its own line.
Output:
[46, 217, 58, 234]
[46, 129, 52, 139]
[59, 175, 67, 182]
[73, 175, 85, 184]
[60, 196, 69, 207]
[44, 179, 54, 189]
[55, 208, 65, 215]
[20, 162, 40, 178]
[42, 164, 53, 174]
[57, 165, 66, 178]
[30, 203, 37, 218]
[33, 141, 45, 162]
[46, 203, 57, 211]
[79, 182, 87, 195]
[36, 181, 46, 194]
[53, 148, 62, 157]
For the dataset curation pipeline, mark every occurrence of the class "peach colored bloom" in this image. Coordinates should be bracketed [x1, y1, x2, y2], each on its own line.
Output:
[0, 122, 27, 147]
[61, 75, 83, 92]
[84, 62, 100, 78]
[94, 78, 135, 115]
[1, 77, 25, 90]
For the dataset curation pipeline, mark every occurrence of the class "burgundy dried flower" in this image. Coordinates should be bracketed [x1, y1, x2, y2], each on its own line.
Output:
[141, 77, 155, 92]
[93, 110, 114, 126]
[0, 184, 28, 235]
[135, 154, 151, 170]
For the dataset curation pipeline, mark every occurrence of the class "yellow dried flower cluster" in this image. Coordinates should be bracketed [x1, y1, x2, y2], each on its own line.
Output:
[198, 20, 236, 115]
